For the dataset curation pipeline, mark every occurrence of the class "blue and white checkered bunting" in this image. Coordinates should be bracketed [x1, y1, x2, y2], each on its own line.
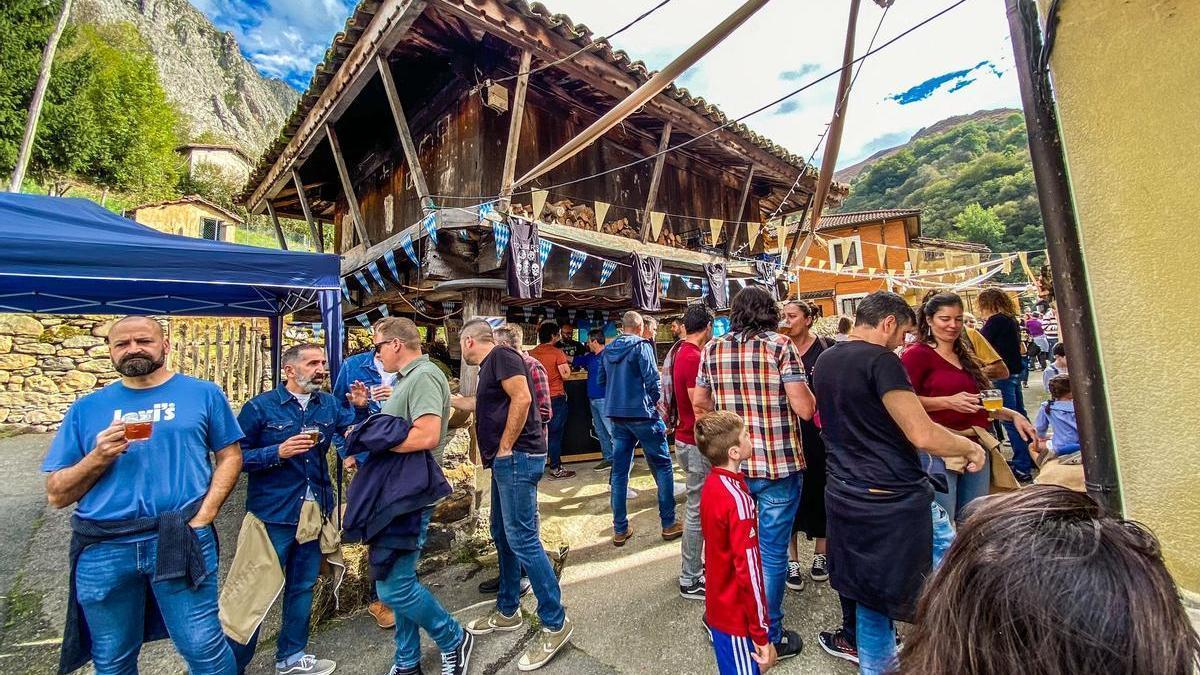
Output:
[353, 270, 372, 293]
[458, 229, 471, 241]
[421, 212, 438, 246]
[701, 278, 710, 298]
[355, 314, 371, 328]
[568, 250, 587, 278]
[682, 276, 701, 291]
[659, 272, 671, 296]
[400, 234, 419, 266]
[538, 239, 553, 269]
[383, 250, 401, 280]
[340, 278, 351, 301]
[493, 221, 511, 262]
[369, 262, 387, 290]
[479, 201, 495, 224]
[599, 260, 617, 285]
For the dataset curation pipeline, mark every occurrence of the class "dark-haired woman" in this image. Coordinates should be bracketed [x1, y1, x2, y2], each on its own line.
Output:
[902, 292, 1036, 522]
[977, 288, 1036, 481]
[897, 486, 1200, 675]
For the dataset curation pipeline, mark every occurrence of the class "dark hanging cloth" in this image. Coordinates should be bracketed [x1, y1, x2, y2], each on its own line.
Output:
[630, 253, 662, 312]
[703, 262, 729, 310]
[506, 217, 543, 299]
[752, 260, 780, 300]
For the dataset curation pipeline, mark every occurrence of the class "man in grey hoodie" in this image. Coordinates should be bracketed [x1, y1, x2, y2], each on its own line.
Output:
[598, 311, 682, 546]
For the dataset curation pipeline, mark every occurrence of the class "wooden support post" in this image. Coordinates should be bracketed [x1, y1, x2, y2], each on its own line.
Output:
[725, 166, 756, 255]
[326, 123, 371, 247]
[639, 122, 673, 242]
[457, 287, 502, 398]
[265, 201, 288, 250]
[784, 193, 815, 265]
[499, 50, 533, 209]
[377, 55, 433, 213]
[292, 169, 322, 252]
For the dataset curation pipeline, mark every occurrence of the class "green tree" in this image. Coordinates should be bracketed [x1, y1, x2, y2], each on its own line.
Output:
[952, 203, 1005, 250]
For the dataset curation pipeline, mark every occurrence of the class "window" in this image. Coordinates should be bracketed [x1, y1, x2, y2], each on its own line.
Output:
[837, 292, 869, 317]
[828, 235, 862, 268]
[201, 218, 222, 241]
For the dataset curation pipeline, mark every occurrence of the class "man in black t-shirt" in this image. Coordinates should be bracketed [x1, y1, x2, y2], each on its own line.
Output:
[453, 320, 573, 671]
[811, 292, 984, 673]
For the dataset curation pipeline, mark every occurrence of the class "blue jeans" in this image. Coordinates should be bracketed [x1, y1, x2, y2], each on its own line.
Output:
[491, 452, 565, 630]
[376, 509, 463, 669]
[994, 375, 1034, 473]
[75, 526, 235, 675]
[589, 398, 615, 463]
[932, 452, 990, 523]
[547, 395, 568, 469]
[229, 523, 322, 671]
[853, 502, 955, 674]
[609, 418, 677, 534]
[744, 473, 801, 645]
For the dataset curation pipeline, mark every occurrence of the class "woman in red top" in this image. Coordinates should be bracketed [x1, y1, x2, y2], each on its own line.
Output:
[901, 292, 1034, 522]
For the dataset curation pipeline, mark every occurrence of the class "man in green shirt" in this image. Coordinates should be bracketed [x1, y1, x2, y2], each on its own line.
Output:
[370, 317, 471, 675]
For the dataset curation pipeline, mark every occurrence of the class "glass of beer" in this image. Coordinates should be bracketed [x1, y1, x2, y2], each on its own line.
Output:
[124, 420, 153, 441]
[981, 389, 1004, 412]
[300, 425, 322, 445]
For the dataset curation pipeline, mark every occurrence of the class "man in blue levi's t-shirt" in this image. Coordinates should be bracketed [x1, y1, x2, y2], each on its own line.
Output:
[43, 316, 243, 675]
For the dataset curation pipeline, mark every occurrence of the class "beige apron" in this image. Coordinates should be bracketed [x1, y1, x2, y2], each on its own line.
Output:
[948, 426, 1019, 493]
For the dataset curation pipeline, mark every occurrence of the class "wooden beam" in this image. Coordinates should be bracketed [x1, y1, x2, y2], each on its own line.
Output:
[265, 201, 288, 250]
[245, 0, 427, 212]
[783, 193, 814, 266]
[292, 169, 322, 252]
[326, 123, 371, 247]
[498, 49, 533, 207]
[638, 122, 673, 243]
[725, 166, 755, 255]
[376, 54, 434, 212]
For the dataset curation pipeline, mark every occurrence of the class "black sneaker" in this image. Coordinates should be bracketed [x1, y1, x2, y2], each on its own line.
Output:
[818, 629, 858, 664]
[547, 467, 576, 480]
[477, 575, 532, 597]
[786, 560, 805, 591]
[775, 629, 803, 660]
[679, 578, 705, 600]
[810, 554, 829, 582]
[441, 631, 474, 675]
[593, 460, 612, 471]
[388, 665, 423, 675]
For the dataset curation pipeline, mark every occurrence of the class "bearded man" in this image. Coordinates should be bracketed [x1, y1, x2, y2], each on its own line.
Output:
[43, 316, 245, 674]
[228, 343, 369, 675]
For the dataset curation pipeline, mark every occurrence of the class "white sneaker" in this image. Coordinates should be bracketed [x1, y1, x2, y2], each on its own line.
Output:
[626, 487, 638, 499]
[673, 482, 687, 497]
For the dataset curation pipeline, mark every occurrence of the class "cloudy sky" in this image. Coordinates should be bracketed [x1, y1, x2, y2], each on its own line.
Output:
[193, 0, 1022, 168]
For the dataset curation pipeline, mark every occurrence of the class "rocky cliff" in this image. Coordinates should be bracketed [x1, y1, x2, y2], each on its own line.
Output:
[75, 0, 299, 156]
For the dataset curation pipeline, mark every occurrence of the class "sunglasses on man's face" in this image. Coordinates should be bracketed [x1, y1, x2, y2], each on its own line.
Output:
[373, 338, 396, 352]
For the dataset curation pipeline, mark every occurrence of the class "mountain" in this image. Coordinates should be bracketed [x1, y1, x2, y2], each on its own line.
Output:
[837, 108, 1046, 255]
[836, 109, 1021, 183]
[74, 0, 298, 156]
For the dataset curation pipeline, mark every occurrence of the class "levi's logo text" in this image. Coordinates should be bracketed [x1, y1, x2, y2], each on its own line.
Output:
[113, 402, 176, 423]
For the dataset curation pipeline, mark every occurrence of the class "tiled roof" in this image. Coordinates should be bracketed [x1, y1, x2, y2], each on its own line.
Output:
[788, 208, 921, 234]
[243, 0, 845, 202]
[127, 195, 244, 224]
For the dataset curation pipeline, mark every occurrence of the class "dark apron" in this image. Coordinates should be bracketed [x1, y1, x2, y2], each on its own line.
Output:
[825, 474, 933, 623]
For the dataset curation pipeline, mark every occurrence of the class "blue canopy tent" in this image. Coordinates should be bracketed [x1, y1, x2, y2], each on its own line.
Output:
[0, 193, 345, 384]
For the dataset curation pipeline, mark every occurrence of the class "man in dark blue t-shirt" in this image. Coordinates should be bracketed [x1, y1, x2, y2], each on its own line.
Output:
[454, 320, 573, 671]
[572, 329, 615, 469]
[43, 316, 244, 674]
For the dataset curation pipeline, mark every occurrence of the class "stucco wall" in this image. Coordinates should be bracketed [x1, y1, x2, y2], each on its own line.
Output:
[132, 203, 238, 242]
[1042, 0, 1200, 593]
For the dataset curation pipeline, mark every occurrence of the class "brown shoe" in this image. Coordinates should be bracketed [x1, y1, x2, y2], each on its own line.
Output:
[368, 600, 396, 629]
[661, 523, 684, 541]
[613, 528, 634, 547]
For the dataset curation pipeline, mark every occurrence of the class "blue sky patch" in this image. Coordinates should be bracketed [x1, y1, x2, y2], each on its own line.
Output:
[888, 60, 1000, 105]
[779, 64, 821, 81]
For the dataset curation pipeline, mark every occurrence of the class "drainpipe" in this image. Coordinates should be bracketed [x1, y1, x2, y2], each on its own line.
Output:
[1005, 0, 1122, 514]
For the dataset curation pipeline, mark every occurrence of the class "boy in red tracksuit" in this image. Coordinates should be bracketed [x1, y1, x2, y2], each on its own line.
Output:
[696, 411, 778, 674]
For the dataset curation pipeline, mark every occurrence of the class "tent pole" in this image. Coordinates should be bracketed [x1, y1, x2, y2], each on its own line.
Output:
[269, 314, 284, 388]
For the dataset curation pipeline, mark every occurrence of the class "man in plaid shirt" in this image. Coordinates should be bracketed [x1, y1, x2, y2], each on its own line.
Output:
[495, 324, 552, 443]
[694, 285, 816, 661]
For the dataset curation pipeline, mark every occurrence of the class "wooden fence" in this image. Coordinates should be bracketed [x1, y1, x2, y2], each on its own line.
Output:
[168, 318, 271, 405]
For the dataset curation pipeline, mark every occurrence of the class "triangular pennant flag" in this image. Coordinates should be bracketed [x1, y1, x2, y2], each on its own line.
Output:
[818, 259, 828, 269]
[804, 256, 814, 267]
[421, 212, 438, 246]
[379, 304, 390, 317]
[355, 314, 371, 328]
[493, 220, 511, 263]
[908, 247, 922, 273]
[479, 201, 497, 223]
[1002, 255, 1014, 274]
[594, 201, 610, 231]
[368, 261, 387, 289]
[531, 189, 549, 220]
[648, 211, 666, 241]
[599, 259, 617, 285]
[682, 276, 701, 291]
[875, 243, 888, 267]
[383, 250, 401, 280]
[701, 278, 710, 298]
[659, 272, 671, 297]
[747, 221, 761, 248]
[353, 270, 373, 293]
[968, 252, 981, 268]
[400, 234, 419, 266]
[339, 278, 351, 300]
[1018, 251, 1036, 283]
[538, 239, 553, 269]
[458, 229, 471, 241]
[568, 249, 587, 278]
[709, 218, 724, 245]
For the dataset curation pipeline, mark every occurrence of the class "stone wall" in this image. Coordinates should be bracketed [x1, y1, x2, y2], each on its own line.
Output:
[0, 315, 118, 433]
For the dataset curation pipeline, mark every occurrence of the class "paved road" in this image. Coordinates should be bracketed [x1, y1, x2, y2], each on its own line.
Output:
[0, 433, 53, 631]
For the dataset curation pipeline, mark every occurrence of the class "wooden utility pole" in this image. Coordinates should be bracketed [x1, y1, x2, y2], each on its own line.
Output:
[724, 166, 755, 255]
[499, 50, 533, 209]
[377, 55, 434, 213]
[639, 122, 673, 242]
[8, 0, 73, 193]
